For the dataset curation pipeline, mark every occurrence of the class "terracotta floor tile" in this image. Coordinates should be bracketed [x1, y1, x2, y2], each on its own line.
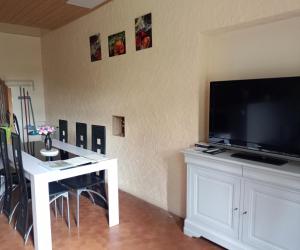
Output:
[0, 191, 225, 250]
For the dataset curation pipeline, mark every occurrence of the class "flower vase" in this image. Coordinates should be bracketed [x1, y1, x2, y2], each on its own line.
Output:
[44, 134, 52, 151]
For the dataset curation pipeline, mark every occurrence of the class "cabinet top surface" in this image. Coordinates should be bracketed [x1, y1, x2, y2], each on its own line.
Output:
[183, 148, 300, 178]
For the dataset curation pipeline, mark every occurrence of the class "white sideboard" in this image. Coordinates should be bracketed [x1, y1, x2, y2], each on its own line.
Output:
[183, 148, 300, 250]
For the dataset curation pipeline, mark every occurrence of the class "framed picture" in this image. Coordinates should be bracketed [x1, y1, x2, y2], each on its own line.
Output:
[89, 33, 101, 62]
[108, 31, 126, 57]
[135, 13, 152, 51]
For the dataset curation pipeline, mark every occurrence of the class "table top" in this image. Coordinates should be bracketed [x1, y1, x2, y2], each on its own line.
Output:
[23, 140, 79, 161]
[9, 139, 115, 182]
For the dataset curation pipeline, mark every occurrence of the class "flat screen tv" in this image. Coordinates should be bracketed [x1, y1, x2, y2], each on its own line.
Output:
[209, 76, 300, 163]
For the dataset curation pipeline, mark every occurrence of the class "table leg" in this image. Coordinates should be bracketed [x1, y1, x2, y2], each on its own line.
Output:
[31, 174, 52, 250]
[107, 159, 119, 227]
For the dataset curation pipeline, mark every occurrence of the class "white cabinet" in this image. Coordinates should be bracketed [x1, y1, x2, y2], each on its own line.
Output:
[183, 149, 300, 250]
[188, 165, 240, 239]
[242, 181, 300, 250]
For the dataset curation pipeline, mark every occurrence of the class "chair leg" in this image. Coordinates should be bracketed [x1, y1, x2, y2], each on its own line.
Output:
[9, 201, 19, 224]
[76, 190, 81, 227]
[0, 176, 4, 213]
[86, 191, 95, 204]
[24, 224, 33, 245]
[61, 196, 64, 218]
[14, 217, 18, 230]
[0, 177, 4, 210]
[0, 194, 4, 214]
[54, 198, 57, 218]
[84, 189, 107, 205]
[66, 195, 70, 230]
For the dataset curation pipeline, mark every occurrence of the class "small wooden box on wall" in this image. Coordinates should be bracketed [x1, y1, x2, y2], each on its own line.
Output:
[112, 115, 125, 137]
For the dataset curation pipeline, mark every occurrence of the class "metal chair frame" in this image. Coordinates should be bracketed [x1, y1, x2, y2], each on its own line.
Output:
[63, 124, 108, 227]
[11, 132, 70, 245]
[72, 187, 106, 228]
[23, 191, 71, 244]
[0, 128, 19, 223]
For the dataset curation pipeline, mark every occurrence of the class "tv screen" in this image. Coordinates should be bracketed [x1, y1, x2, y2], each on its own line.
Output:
[209, 76, 300, 159]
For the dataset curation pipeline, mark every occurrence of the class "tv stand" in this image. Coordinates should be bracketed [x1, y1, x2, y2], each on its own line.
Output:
[231, 152, 287, 165]
[183, 148, 300, 250]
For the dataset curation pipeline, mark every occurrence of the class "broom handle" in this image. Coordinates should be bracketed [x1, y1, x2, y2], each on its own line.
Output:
[23, 88, 29, 150]
[19, 87, 25, 148]
[29, 95, 36, 129]
[27, 91, 31, 127]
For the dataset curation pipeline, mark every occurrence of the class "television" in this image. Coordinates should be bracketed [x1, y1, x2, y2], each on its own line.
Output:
[208, 76, 300, 164]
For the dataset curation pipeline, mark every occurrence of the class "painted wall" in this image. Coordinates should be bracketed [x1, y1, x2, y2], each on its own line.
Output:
[0, 32, 46, 128]
[208, 16, 300, 81]
[41, 0, 300, 217]
[199, 0, 300, 32]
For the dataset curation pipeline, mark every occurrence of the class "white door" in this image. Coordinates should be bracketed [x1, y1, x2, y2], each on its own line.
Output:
[242, 180, 300, 250]
[189, 165, 241, 239]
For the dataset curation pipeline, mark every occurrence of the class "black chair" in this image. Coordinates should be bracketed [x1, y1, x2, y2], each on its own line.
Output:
[62, 125, 107, 227]
[59, 119, 68, 143]
[11, 133, 71, 244]
[0, 128, 19, 223]
[11, 132, 31, 243]
[76, 122, 87, 149]
[91, 125, 107, 208]
[91, 125, 106, 154]
[59, 120, 69, 160]
[13, 114, 20, 135]
[0, 128, 6, 202]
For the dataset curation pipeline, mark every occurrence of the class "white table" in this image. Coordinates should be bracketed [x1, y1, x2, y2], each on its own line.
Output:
[17, 139, 119, 250]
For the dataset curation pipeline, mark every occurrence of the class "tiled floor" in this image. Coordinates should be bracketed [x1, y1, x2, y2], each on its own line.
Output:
[0, 190, 225, 250]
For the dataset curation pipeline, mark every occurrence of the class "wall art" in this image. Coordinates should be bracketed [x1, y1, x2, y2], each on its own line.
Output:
[135, 13, 152, 51]
[108, 31, 126, 57]
[89, 33, 101, 62]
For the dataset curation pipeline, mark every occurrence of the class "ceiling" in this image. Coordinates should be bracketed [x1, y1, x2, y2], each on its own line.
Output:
[0, 0, 109, 36]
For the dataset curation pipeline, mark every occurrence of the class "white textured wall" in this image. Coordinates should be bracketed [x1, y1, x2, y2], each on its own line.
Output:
[208, 16, 300, 81]
[41, 0, 300, 217]
[0, 32, 45, 126]
[199, 0, 300, 32]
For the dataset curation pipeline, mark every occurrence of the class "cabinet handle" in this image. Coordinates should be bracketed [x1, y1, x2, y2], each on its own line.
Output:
[242, 211, 247, 215]
[233, 208, 238, 211]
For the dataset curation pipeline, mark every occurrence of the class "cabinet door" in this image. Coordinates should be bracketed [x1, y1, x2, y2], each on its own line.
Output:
[242, 181, 300, 250]
[189, 165, 241, 238]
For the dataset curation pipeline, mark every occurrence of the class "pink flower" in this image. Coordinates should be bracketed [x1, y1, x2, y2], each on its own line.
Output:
[38, 125, 55, 135]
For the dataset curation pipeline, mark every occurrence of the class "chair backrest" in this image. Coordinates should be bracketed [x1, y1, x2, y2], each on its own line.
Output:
[11, 132, 30, 237]
[76, 122, 87, 149]
[13, 113, 20, 135]
[0, 128, 14, 216]
[91, 125, 106, 189]
[0, 128, 11, 181]
[91, 125, 106, 154]
[59, 119, 68, 143]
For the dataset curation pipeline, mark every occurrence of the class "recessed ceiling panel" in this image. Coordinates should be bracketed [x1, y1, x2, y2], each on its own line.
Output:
[66, 0, 107, 9]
